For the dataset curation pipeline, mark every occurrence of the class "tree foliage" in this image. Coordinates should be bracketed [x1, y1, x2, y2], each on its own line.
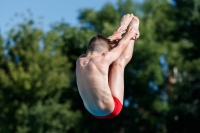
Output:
[0, 20, 81, 133]
[0, 0, 200, 133]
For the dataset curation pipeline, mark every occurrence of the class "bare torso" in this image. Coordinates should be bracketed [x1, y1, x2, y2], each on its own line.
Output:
[76, 54, 114, 116]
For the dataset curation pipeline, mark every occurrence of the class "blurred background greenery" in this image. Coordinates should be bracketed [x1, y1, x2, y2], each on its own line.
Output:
[0, 0, 200, 132]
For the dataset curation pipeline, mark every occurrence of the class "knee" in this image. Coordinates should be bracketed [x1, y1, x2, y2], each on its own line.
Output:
[112, 59, 126, 68]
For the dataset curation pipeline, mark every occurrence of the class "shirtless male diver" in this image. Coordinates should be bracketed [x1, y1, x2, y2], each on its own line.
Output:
[76, 14, 140, 119]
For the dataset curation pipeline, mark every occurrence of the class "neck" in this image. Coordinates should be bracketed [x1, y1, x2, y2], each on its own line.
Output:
[86, 51, 102, 56]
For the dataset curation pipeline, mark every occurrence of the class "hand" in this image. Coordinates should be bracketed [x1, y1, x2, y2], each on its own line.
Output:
[111, 30, 126, 40]
[108, 29, 126, 42]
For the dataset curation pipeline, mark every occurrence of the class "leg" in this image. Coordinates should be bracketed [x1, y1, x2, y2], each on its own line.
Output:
[108, 14, 134, 43]
[111, 16, 140, 66]
[108, 40, 135, 104]
[108, 60, 125, 104]
[108, 17, 139, 104]
[118, 17, 140, 65]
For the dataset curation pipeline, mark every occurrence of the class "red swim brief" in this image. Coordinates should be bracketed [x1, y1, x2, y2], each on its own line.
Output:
[94, 96, 122, 119]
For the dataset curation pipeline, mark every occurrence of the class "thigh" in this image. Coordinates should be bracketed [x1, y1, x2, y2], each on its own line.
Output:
[108, 62, 125, 104]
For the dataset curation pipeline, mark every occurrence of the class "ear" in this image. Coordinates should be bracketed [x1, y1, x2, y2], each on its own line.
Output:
[102, 50, 108, 55]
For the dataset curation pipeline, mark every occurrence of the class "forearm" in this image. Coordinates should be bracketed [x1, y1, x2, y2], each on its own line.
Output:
[118, 31, 134, 51]
[108, 25, 126, 42]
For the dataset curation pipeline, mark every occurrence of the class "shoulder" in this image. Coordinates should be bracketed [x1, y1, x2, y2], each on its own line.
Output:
[87, 53, 111, 67]
[101, 51, 112, 61]
[79, 54, 86, 58]
[77, 54, 86, 60]
[76, 54, 86, 63]
[100, 50, 119, 65]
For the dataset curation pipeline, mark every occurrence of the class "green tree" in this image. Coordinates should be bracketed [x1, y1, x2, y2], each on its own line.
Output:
[0, 20, 81, 133]
[1, 0, 200, 132]
[165, 0, 200, 132]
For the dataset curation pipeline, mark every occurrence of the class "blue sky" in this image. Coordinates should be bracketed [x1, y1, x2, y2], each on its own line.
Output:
[0, 0, 117, 35]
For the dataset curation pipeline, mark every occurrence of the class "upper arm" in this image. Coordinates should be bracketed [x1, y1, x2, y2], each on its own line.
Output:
[103, 38, 129, 65]
[103, 32, 133, 64]
[103, 45, 123, 65]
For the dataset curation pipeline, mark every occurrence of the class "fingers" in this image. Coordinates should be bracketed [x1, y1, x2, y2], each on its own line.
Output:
[121, 30, 126, 34]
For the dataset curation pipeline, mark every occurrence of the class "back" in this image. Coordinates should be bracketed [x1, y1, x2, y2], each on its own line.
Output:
[76, 55, 113, 116]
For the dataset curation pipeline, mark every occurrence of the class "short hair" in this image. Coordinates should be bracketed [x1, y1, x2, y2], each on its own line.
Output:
[87, 34, 112, 53]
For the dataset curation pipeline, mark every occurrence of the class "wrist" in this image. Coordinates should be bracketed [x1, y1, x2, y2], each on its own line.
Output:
[108, 32, 120, 41]
[108, 35, 116, 41]
[117, 26, 126, 32]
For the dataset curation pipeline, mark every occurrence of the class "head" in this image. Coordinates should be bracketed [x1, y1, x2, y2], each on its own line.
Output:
[86, 34, 112, 54]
